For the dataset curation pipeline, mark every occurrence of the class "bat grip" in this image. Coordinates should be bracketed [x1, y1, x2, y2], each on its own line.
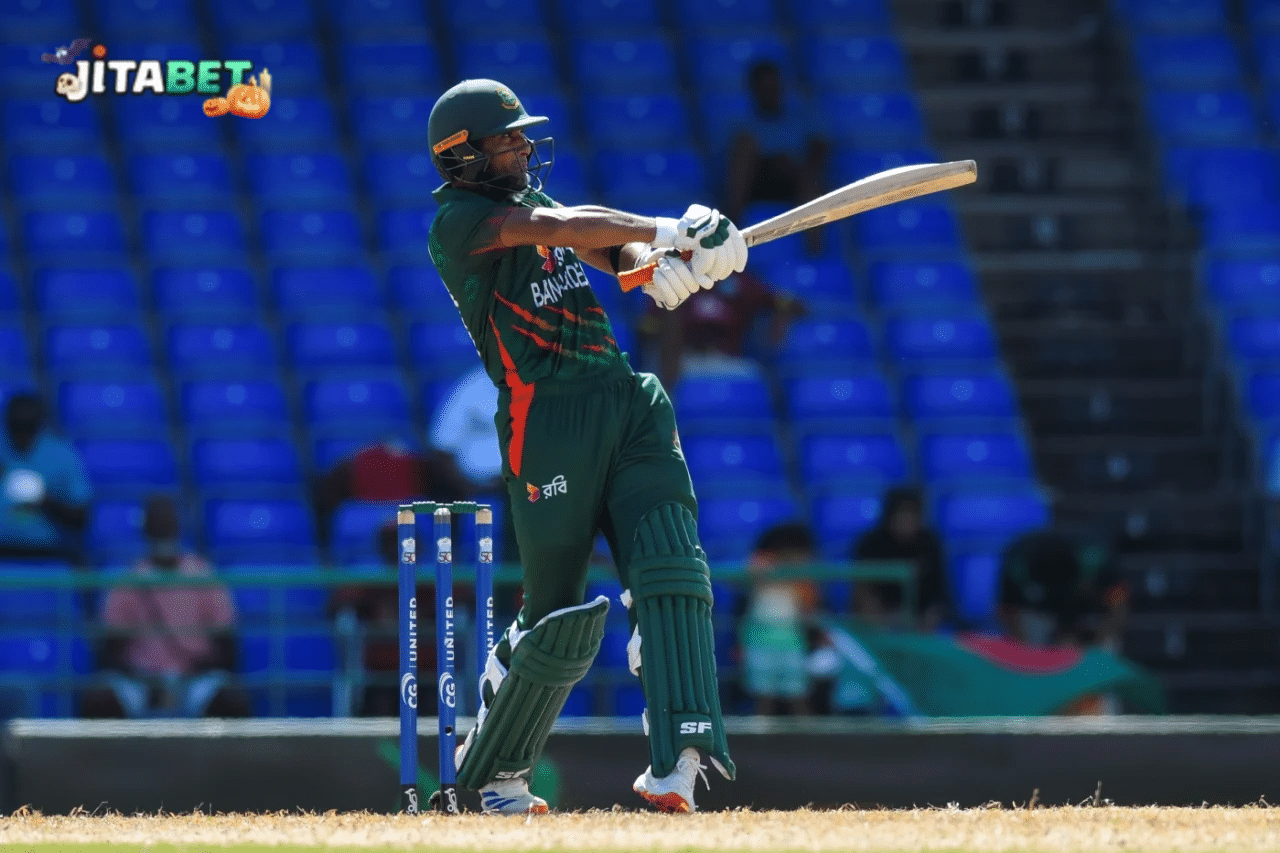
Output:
[617, 250, 692, 292]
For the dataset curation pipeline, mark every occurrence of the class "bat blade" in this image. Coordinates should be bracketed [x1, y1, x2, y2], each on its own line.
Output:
[742, 160, 977, 247]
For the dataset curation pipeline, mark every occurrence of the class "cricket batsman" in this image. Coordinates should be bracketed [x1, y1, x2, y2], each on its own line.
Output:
[426, 78, 747, 815]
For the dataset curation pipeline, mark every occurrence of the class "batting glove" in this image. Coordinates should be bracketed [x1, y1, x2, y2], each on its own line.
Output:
[639, 248, 712, 310]
[690, 212, 748, 282]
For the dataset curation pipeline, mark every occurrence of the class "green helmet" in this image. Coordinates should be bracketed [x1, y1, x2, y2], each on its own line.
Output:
[429, 79, 550, 184]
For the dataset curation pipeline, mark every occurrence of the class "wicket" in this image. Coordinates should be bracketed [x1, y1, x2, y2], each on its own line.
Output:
[397, 500, 495, 815]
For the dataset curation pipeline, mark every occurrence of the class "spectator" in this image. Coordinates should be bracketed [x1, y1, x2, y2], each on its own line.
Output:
[82, 495, 249, 718]
[998, 524, 1129, 649]
[851, 487, 951, 631]
[639, 269, 804, 388]
[723, 60, 829, 256]
[739, 521, 820, 716]
[0, 391, 91, 563]
[429, 365, 504, 493]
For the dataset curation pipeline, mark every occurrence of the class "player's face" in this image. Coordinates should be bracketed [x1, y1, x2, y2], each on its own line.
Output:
[480, 130, 532, 191]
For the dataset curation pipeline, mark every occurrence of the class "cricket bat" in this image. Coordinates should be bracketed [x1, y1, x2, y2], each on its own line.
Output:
[617, 159, 978, 292]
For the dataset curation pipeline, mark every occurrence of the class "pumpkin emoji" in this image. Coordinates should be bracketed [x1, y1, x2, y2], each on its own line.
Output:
[227, 68, 272, 119]
[203, 97, 229, 117]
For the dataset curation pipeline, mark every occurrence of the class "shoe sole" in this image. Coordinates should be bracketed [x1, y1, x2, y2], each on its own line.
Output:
[636, 790, 692, 814]
[483, 804, 549, 816]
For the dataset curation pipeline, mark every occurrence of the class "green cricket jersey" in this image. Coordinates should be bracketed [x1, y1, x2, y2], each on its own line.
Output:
[427, 184, 629, 390]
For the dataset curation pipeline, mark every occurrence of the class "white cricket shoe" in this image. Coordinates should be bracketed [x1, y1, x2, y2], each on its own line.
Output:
[632, 747, 708, 813]
[479, 777, 549, 816]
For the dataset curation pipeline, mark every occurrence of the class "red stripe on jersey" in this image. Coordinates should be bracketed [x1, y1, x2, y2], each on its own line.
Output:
[488, 317, 535, 478]
[493, 291, 556, 332]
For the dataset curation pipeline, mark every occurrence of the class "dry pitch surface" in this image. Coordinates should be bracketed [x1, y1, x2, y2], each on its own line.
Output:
[1, 807, 1279, 853]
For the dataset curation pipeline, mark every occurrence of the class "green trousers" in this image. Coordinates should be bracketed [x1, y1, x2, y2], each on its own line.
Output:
[496, 365, 697, 625]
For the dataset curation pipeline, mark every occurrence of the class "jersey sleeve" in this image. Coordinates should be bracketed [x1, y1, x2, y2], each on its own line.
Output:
[434, 197, 510, 260]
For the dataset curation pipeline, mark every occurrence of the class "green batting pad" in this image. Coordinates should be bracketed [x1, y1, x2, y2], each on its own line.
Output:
[630, 503, 736, 780]
[456, 596, 608, 790]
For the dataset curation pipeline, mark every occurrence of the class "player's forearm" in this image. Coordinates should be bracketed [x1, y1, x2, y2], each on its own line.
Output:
[502, 205, 666, 250]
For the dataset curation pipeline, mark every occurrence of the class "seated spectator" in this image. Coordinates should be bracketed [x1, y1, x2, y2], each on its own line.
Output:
[639, 269, 804, 388]
[724, 60, 829, 255]
[82, 495, 249, 718]
[998, 524, 1129, 650]
[429, 365, 503, 493]
[851, 487, 951, 631]
[0, 391, 91, 563]
[739, 521, 820, 716]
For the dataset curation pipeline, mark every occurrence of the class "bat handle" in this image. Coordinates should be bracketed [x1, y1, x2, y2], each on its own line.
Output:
[617, 250, 692, 292]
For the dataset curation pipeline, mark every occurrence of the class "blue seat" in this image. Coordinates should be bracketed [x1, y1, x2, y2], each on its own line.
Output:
[350, 96, 433, 149]
[684, 33, 791, 94]
[573, 37, 679, 93]
[0, 633, 82, 717]
[377, 208, 436, 257]
[260, 209, 363, 261]
[224, 563, 327, 627]
[223, 41, 323, 95]
[192, 437, 304, 491]
[682, 0, 780, 29]
[153, 268, 261, 322]
[407, 321, 479, 378]
[143, 211, 247, 262]
[44, 325, 153, 377]
[1135, 33, 1243, 87]
[339, 40, 442, 94]
[868, 260, 979, 310]
[274, 266, 385, 319]
[1243, 371, 1280, 421]
[286, 321, 397, 373]
[212, 0, 316, 39]
[763, 259, 858, 311]
[3, 98, 103, 151]
[128, 153, 235, 206]
[811, 489, 884, 560]
[0, 270, 18, 319]
[785, 373, 896, 426]
[595, 149, 707, 208]
[0, 42, 60, 97]
[582, 95, 692, 149]
[1203, 258, 1280, 309]
[447, 0, 546, 34]
[1268, 89, 1280, 131]
[235, 97, 340, 152]
[1254, 35, 1280, 84]
[930, 487, 1049, 549]
[1247, 0, 1280, 28]
[0, 565, 78, 626]
[699, 493, 803, 562]
[918, 430, 1034, 485]
[541, 150, 591, 202]
[792, 0, 890, 31]
[302, 376, 412, 426]
[204, 498, 316, 560]
[901, 372, 1019, 422]
[328, 0, 429, 34]
[456, 38, 559, 90]
[167, 323, 278, 377]
[58, 379, 166, 435]
[180, 379, 291, 430]
[1225, 315, 1280, 364]
[799, 432, 909, 490]
[24, 211, 125, 258]
[116, 97, 215, 151]
[852, 202, 963, 253]
[331, 500, 401, 563]
[76, 438, 178, 493]
[87, 499, 148, 562]
[561, 0, 662, 32]
[0, 0, 79, 38]
[0, 328, 32, 379]
[826, 92, 926, 146]
[1119, 0, 1226, 30]
[883, 312, 999, 367]
[97, 0, 196, 34]
[672, 374, 775, 428]
[9, 154, 116, 204]
[806, 35, 907, 91]
[363, 151, 441, 204]
[1147, 90, 1259, 144]
[777, 319, 877, 373]
[247, 153, 354, 205]
[682, 434, 786, 486]
[35, 268, 142, 322]
[1203, 204, 1280, 253]
[388, 265, 457, 317]
[838, 146, 943, 187]
[947, 549, 1002, 624]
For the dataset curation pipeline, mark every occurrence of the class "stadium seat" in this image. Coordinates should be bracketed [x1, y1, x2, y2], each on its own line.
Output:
[0, 328, 32, 380]
[3, 98, 104, 151]
[562, 0, 662, 32]
[1119, 0, 1226, 31]
[0, 0, 79, 39]
[681, 0, 778, 30]
[328, 0, 429, 32]
[684, 33, 791, 93]
[407, 321, 480, 377]
[97, 0, 196, 35]
[9, 154, 116, 204]
[595, 148, 707, 208]
[901, 372, 1020, 422]
[930, 487, 1049, 549]
[0, 564, 79, 627]
[191, 437, 304, 492]
[1224, 315, 1280, 364]
[582, 95, 692, 149]
[180, 379, 291, 431]
[1134, 33, 1244, 88]
[777, 319, 877, 375]
[763, 259, 859, 312]
[882, 312, 1000, 366]
[223, 41, 323, 96]
[456, 38, 559, 91]
[286, 321, 397, 373]
[1146, 90, 1260, 145]
[58, 379, 167, 436]
[446, 0, 545, 34]
[811, 489, 884, 560]
[698, 493, 803, 563]
[0, 271, 18, 319]
[44, 325, 154, 378]
[388, 265, 457, 317]
[152, 267, 262, 323]
[204, 498, 316, 561]
[852, 202, 963, 253]
[142, 211, 247, 262]
[24, 211, 125, 258]
[868, 260, 979, 310]
[572, 36, 680, 93]
[339, 39, 442, 94]
[1242, 371, 1280, 421]
[87, 499, 149, 562]
[1247, 0, 1280, 29]
[331, 500, 401, 564]
[259, 209, 364, 261]
[1202, 258, 1280, 309]
[825, 92, 927, 147]
[235, 97, 340, 152]
[947, 549, 1002, 624]
[806, 35, 907, 91]
[0, 633, 81, 717]
[541, 150, 591, 203]
[224, 562, 328, 627]
[247, 153, 355, 205]
[798, 432, 909, 491]
[166, 323, 279, 382]
[363, 151, 441, 204]
[377, 208, 437, 257]
[792, 0, 890, 32]
[1163, 147, 1280, 209]
[1203, 204, 1280, 253]
[128, 153, 236, 206]
[115, 96, 218, 151]
[301, 376, 412, 426]
[682, 434, 787, 488]
[0, 42, 69, 97]
[1254, 35, 1280, 86]
[349, 96, 433, 149]
[672, 374, 775, 429]
[34, 268, 142, 323]
[272, 266, 385, 321]
[785, 373, 897, 427]
[839, 147, 943, 187]
[212, 0, 317, 39]
[75, 438, 179, 494]
[917, 430, 1035, 485]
